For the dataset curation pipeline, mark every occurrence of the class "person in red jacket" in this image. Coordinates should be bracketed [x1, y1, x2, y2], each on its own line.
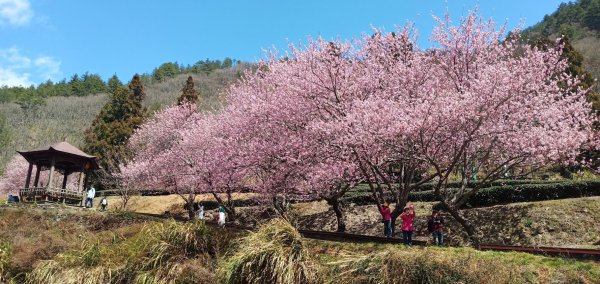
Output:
[400, 203, 416, 245]
[379, 202, 392, 238]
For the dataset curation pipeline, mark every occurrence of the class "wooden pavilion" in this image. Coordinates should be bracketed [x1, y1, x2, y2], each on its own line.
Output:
[17, 142, 98, 204]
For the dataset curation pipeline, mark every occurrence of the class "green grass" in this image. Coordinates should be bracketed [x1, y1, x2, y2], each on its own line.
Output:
[314, 242, 600, 284]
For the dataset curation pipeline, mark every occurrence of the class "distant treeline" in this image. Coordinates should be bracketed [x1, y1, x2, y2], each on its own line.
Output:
[523, 0, 600, 39]
[0, 58, 240, 107]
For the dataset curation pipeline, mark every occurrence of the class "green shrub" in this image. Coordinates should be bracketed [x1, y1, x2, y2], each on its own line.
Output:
[465, 180, 600, 207]
[218, 219, 322, 284]
[342, 180, 600, 208]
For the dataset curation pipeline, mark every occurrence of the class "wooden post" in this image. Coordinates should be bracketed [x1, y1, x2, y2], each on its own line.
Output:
[62, 171, 69, 204]
[62, 171, 69, 189]
[79, 171, 86, 207]
[47, 157, 56, 202]
[33, 165, 41, 187]
[24, 163, 33, 189]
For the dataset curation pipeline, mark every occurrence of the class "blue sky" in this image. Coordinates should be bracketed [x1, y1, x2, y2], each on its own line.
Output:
[0, 0, 567, 87]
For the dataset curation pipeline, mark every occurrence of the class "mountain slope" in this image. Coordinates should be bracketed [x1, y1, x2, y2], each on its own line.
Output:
[0, 67, 247, 172]
[523, 0, 600, 92]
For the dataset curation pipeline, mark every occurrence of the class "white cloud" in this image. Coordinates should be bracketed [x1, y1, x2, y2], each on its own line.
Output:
[0, 47, 31, 68]
[34, 56, 61, 81]
[0, 0, 32, 26]
[0, 66, 30, 86]
[0, 47, 62, 87]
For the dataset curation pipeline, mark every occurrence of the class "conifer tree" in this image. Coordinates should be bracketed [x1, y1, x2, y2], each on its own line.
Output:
[178, 76, 199, 105]
[84, 74, 147, 187]
[107, 74, 124, 95]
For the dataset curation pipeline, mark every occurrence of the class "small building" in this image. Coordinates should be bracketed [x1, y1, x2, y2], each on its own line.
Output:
[17, 142, 98, 205]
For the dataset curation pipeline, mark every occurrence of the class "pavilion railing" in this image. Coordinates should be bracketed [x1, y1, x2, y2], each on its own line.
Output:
[20, 187, 83, 202]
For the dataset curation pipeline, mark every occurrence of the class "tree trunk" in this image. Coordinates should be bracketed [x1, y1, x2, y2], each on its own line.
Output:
[390, 210, 401, 237]
[326, 197, 346, 232]
[273, 196, 290, 221]
[187, 193, 196, 221]
[445, 203, 480, 248]
[391, 192, 408, 237]
[210, 191, 237, 221]
[187, 206, 196, 221]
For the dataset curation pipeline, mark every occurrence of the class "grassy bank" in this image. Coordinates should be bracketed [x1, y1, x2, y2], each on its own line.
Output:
[0, 207, 598, 283]
[313, 241, 600, 284]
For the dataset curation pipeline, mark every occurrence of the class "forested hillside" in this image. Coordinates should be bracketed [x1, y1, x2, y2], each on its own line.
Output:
[0, 61, 250, 172]
[523, 0, 600, 92]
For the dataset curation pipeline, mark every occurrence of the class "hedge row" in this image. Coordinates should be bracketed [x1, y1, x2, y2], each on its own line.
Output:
[350, 179, 563, 193]
[341, 180, 600, 208]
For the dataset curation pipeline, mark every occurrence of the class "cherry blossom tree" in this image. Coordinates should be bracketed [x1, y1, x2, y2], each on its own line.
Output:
[410, 12, 596, 246]
[120, 103, 203, 219]
[222, 42, 365, 221]
[121, 102, 246, 220]
[120, 10, 597, 241]
[0, 155, 30, 196]
[227, 11, 596, 242]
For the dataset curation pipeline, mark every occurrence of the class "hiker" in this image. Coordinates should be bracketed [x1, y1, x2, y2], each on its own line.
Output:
[217, 206, 226, 226]
[400, 203, 415, 245]
[85, 186, 96, 208]
[198, 205, 205, 220]
[428, 210, 445, 246]
[100, 196, 108, 211]
[379, 202, 392, 238]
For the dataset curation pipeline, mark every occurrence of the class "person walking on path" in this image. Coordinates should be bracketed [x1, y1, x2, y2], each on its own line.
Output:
[379, 203, 393, 238]
[85, 186, 96, 208]
[217, 206, 226, 226]
[198, 205, 205, 220]
[400, 204, 416, 245]
[100, 196, 108, 211]
[428, 210, 445, 246]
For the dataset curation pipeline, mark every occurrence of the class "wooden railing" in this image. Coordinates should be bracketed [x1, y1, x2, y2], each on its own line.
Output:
[20, 187, 83, 203]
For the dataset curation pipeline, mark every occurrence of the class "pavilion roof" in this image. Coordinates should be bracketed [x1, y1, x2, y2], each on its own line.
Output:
[17, 142, 99, 172]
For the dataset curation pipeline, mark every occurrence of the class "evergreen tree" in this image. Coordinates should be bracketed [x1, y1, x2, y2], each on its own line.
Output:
[152, 62, 180, 82]
[69, 74, 84, 96]
[84, 74, 147, 186]
[178, 76, 199, 105]
[107, 74, 124, 95]
[81, 72, 108, 95]
[223, 57, 233, 68]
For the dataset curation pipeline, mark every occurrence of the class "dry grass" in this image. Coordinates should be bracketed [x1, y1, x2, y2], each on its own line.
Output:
[0, 204, 598, 283]
[25, 220, 221, 284]
[218, 219, 322, 284]
[103, 192, 255, 214]
[317, 242, 600, 284]
[0, 205, 154, 282]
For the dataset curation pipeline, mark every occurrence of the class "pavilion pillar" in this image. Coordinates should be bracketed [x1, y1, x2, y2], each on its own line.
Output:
[46, 157, 56, 202]
[33, 165, 41, 187]
[79, 171, 86, 207]
[24, 163, 33, 189]
[62, 171, 69, 189]
[62, 171, 70, 204]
